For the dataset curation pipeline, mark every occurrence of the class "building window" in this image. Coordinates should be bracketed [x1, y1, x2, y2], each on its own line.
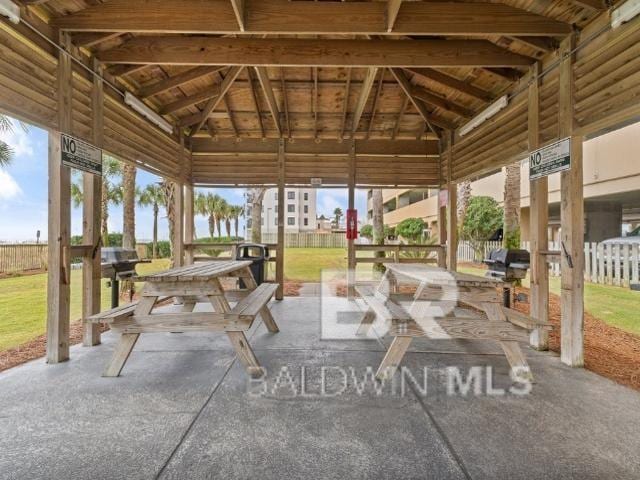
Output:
[288, 217, 295, 225]
[288, 204, 295, 213]
[247, 219, 252, 229]
[304, 205, 308, 214]
[275, 217, 278, 226]
[274, 205, 278, 213]
[304, 218, 308, 226]
[275, 192, 278, 200]
[288, 191, 295, 200]
[304, 192, 309, 201]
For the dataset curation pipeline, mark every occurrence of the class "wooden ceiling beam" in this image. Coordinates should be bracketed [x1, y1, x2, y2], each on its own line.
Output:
[406, 68, 493, 102]
[190, 66, 243, 136]
[280, 68, 291, 138]
[72, 32, 121, 49]
[569, 0, 606, 10]
[97, 37, 533, 67]
[254, 67, 282, 137]
[158, 87, 220, 115]
[509, 36, 556, 54]
[246, 67, 265, 138]
[105, 64, 149, 77]
[482, 67, 523, 82]
[53, 1, 571, 36]
[339, 68, 352, 142]
[392, 96, 409, 140]
[191, 138, 440, 156]
[367, 69, 385, 139]
[137, 66, 225, 99]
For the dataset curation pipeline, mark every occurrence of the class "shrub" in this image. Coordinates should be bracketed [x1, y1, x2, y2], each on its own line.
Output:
[395, 218, 426, 243]
[460, 196, 503, 261]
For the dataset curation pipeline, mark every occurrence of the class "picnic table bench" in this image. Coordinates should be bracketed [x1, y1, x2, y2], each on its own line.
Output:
[88, 261, 279, 378]
[356, 264, 552, 382]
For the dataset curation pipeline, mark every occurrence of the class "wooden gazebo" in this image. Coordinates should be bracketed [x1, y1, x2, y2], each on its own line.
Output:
[0, 0, 638, 369]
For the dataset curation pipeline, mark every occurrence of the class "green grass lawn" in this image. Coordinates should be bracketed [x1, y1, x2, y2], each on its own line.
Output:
[459, 263, 640, 335]
[1, 251, 638, 353]
[0, 259, 170, 352]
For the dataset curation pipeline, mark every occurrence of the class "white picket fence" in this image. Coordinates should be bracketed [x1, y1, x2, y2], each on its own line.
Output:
[459, 240, 640, 287]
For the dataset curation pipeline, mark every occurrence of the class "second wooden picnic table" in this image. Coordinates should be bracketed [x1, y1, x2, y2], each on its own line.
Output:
[356, 263, 551, 382]
[93, 260, 280, 378]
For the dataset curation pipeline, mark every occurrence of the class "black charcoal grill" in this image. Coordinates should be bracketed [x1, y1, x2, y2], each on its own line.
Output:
[483, 248, 530, 307]
[101, 247, 149, 308]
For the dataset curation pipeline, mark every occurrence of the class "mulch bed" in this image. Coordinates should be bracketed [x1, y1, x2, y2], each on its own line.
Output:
[0, 281, 303, 373]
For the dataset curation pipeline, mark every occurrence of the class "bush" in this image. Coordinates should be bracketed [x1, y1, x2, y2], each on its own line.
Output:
[360, 224, 373, 240]
[395, 218, 426, 243]
[71, 232, 123, 247]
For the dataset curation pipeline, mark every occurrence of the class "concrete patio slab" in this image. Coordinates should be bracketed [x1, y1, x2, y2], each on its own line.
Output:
[0, 297, 639, 480]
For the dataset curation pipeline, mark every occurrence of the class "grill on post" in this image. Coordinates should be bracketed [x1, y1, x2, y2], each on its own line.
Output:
[483, 248, 530, 307]
[101, 247, 149, 308]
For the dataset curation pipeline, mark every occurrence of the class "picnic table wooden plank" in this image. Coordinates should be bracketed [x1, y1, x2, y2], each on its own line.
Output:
[138, 260, 253, 282]
[386, 263, 504, 288]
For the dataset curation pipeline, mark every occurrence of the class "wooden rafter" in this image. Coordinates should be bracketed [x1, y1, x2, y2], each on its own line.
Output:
[97, 38, 534, 68]
[483, 67, 522, 82]
[137, 66, 224, 99]
[106, 64, 148, 78]
[411, 86, 474, 119]
[159, 87, 220, 115]
[280, 68, 291, 138]
[392, 96, 409, 140]
[72, 32, 121, 49]
[189, 65, 243, 136]
[223, 96, 239, 138]
[313, 67, 318, 139]
[389, 68, 453, 133]
[254, 67, 282, 137]
[246, 68, 265, 138]
[387, 0, 403, 33]
[406, 68, 493, 103]
[229, 0, 245, 31]
[53, 1, 571, 36]
[352, 68, 379, 136]
[367, 69, 385, 139]
[340, 68, 352, 141]
[569, 0, 606, 10]
[508, 36, 556, 54]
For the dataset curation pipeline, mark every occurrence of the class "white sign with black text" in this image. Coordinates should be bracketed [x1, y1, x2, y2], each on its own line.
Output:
[60, 133, 102, 176]
[529, 137, 571, 180]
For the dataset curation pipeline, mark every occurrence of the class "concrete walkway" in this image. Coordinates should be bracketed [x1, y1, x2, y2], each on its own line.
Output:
[1, 296, 639, 479]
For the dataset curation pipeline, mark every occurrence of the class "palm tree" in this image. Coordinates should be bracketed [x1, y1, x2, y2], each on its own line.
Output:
[194, 191, 212, 238]
[121, 163, 137, 249]
[221, 201, 233, 239]
[0, 114, 27, 167]
[137, 184, 164, 258]
[230, 205, 244, 239]
[160, 180, 178, 266]
[212, 196, 228, 239]
[333, 207, 344, 229]
[371, 189, 385, 272]
[71, 155, 122, 246]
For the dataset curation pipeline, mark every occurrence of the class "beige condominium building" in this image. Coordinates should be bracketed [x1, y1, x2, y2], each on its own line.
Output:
[367, 122, 640, 243]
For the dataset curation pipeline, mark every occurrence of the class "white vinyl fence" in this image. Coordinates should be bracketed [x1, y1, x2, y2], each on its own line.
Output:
[260, 232, 347, 248]
[458, 240, 640, 287]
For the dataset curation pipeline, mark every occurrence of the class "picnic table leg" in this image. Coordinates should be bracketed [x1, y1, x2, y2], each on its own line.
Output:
[227, 330, 265, 378]
[102, 295, 157, 377]
[238, 267, 280, 333]
[481, 302, 534, 383]
[376, 336, 412, 381]
[356, 308, 377, 336]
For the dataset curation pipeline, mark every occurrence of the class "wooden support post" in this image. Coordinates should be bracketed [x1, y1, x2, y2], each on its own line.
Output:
[47, 32, 73, 363]
[82, 58, 103, 347]
[173, 184, 184, 268]
[276, 139, 285, 300]
[528, 62, 549, 351]
[559, 34, 584, 367]
[446, 131, 457, 272]
[184, 184, 195, 265]
[347, 141, 356, 299]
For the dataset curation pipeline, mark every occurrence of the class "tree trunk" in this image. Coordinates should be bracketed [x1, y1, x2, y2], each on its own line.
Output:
[208, 214, 215, 238]
[152, 204, 159, 259]
[101, 177, 109, 246]
[249, 188, 267, 243]
[234, 217, 239, 239]
[122, 163, 137, 249]
[457, 180, 472, 226]
[503, 162, 521, 249]
[161, 181, 177, 267]
[225, 219, 231, 238]
[216, 218, 222, 239]
[372, 189, 385, 271]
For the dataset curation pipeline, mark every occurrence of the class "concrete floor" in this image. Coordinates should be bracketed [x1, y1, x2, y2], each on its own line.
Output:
[1, 296, 640, 479]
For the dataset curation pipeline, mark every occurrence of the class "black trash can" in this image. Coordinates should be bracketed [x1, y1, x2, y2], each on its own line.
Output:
[236, 243, 270, 287]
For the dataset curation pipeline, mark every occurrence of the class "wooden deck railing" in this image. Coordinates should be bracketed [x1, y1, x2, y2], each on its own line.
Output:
[354, 244, 446, 268]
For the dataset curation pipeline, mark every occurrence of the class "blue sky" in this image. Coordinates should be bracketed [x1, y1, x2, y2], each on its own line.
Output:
[0, 117, 367, 242]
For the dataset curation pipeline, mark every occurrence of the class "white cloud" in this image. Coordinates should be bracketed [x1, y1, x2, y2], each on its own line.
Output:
[0, 170, 22, 200]
[0, 119, 34, 158]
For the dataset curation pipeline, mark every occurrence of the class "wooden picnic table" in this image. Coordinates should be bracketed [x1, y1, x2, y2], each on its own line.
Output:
[94, 261, 279, 378]
[356, 263, 551, 382]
